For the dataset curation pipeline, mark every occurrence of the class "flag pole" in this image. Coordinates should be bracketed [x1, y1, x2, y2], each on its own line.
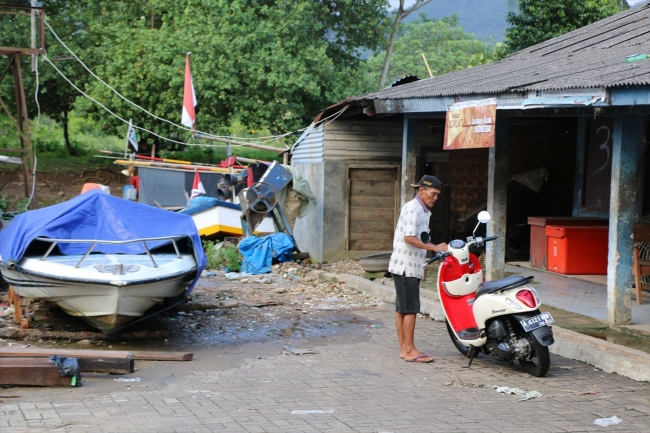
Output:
[124, 119, 132, 159]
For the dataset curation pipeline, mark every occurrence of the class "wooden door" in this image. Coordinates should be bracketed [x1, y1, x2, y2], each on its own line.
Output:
[347, 167, 399, 251]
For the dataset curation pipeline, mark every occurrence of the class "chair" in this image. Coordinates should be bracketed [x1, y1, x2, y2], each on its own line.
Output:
[632, 223, 650, 304]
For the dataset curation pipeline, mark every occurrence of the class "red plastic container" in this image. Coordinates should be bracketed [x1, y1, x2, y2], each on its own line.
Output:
[545, 225, 609, 275]
[528, 217, 608, 270]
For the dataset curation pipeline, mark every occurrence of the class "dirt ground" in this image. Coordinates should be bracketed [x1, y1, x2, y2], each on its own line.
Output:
[0, 260, 376, 353]
[0, 166, 126, 211]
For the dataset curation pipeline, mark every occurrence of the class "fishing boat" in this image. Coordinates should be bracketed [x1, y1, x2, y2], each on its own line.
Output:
[0, 190, 206, 333]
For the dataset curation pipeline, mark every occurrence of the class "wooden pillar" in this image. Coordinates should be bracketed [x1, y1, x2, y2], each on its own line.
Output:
[485, 116, 509, 280]
[401, 115, 418, 207]
[607, 111, 642, 325]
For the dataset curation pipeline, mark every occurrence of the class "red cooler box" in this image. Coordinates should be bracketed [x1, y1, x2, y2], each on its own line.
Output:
[528, 217, 608, 270]
[545, 225, 609, 275]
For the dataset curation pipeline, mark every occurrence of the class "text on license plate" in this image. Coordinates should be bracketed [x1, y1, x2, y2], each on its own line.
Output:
[520, 312, 554, 332]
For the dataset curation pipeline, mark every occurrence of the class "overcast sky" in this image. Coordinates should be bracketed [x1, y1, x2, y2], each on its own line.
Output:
[388, 0, 646, 11]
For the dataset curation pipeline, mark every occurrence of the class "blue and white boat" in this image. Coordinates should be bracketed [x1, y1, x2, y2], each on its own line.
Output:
[0, 190, 206, 333]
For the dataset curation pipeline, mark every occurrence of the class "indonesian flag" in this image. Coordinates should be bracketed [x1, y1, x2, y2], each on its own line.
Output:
[190, 169, 205, 198]
[181, 52, 197, 130]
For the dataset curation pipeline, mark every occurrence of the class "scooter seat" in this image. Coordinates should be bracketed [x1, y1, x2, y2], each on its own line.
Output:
[475, 275, 534, 299]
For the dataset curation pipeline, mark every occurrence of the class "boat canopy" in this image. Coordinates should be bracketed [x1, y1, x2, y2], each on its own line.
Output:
[0, 190, 206, 288]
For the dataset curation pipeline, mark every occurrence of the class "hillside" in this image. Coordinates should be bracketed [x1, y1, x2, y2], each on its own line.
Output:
[402, 0, 512, 44]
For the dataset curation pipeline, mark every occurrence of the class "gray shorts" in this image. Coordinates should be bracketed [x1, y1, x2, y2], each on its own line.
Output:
[393, 273, 421, 314]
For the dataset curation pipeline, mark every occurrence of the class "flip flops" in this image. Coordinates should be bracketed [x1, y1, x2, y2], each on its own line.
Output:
[405, 353, 434, 363]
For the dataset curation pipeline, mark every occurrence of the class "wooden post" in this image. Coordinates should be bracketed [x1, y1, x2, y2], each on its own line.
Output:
[13, 291, 22, 324]
[401, 115, 418, 208]
[485, 116, 509, 281]
[607, 111, 642, 326]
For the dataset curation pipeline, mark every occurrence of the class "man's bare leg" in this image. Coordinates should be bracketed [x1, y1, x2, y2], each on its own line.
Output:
[397, 312, 426, 359]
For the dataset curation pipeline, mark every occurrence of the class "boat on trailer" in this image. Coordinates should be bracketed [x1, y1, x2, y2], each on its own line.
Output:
[0, 190, 206, 333]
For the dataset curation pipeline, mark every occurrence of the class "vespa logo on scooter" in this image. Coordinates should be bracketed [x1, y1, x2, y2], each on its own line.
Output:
[491, 309, 506, 314]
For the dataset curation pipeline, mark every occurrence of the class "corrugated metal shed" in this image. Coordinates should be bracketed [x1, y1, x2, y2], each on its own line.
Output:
[349, 4, 650, 102]
[291, 124, 324, 164]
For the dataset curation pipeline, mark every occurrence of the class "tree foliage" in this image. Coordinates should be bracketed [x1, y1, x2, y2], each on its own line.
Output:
[360, 15, 494, 89]
[499, 0, 623, 57]
[3, 0, 391, 152]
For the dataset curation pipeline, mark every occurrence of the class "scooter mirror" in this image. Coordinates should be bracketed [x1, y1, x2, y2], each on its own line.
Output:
[420, 231, 430, 244]
[477, 211, 491, 224]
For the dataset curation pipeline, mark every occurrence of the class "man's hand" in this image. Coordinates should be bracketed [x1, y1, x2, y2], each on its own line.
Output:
[404, 236, 448, 253]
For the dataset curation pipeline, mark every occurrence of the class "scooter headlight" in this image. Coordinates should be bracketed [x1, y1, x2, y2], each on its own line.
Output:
[505, 297, 522, 310]
[515, 289, 537, 308]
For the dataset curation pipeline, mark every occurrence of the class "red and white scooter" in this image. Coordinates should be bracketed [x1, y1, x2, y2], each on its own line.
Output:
[425, 211, 554, 377]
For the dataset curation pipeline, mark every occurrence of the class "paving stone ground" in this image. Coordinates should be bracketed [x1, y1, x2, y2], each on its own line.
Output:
[2, 304, 649, 433]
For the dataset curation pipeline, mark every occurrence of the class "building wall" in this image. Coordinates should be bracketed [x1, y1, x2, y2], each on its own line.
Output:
[292, 119, 403, 262]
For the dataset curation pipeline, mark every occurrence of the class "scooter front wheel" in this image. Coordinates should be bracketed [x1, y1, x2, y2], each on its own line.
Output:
[519, 332, 551, 377]
[446, 320, 471, 357]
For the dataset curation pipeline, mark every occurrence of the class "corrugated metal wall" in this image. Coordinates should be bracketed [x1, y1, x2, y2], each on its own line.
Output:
[291, 125, 324, 164]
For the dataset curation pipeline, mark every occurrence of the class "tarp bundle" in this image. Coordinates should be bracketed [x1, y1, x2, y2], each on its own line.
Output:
[239, 233, 294, 275]
[0, 189, 206, 292]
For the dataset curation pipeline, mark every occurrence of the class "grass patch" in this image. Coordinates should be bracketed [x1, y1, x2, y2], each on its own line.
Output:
[203, 240, 242, 272]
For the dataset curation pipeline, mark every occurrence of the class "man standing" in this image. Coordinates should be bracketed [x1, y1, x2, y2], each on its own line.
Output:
[389, 175, 448, 363]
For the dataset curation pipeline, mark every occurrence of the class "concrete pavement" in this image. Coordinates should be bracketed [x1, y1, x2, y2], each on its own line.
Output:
[2, 303, 649, 433]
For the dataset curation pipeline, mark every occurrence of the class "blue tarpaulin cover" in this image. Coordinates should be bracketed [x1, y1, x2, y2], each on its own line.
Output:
[239, 233, 294, 275]
[0, 190, 206, 292]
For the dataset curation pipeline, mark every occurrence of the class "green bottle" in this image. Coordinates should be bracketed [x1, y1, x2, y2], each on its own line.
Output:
[626, 54, 649, 63]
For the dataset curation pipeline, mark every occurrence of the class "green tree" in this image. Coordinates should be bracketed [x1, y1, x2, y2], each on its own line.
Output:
[499, 0, 623, 57]
[70, 0, 391, 148]
[360, 15, 494, 89]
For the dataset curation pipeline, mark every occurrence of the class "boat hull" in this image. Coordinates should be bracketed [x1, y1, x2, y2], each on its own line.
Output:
[1, 253, 197, 333]
[190, 204, 274, 237]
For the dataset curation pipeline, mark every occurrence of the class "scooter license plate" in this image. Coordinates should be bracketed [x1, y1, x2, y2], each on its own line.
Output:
[520, 312, 554, 332]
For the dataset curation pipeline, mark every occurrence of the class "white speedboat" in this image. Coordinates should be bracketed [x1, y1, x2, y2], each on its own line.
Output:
[0, 190, 206, 333]
[1, 236, 198, 332]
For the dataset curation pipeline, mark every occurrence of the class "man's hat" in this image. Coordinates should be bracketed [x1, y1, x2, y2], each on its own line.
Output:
[411, 175, 442, 190]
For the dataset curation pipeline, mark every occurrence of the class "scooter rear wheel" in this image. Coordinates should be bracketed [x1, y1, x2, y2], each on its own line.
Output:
[519, 332, 551, 377]
[446, 320, 471, 357]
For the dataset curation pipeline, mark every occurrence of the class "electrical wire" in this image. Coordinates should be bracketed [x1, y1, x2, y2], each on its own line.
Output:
[44, 20, 350, 146]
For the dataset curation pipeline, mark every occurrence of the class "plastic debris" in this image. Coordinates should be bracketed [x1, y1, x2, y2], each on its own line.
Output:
[225, 272, 241, 279]
[283, 346, 317, 355]
[201, 271, 217, 277]
[593, 416, 622, 427]
[495, 386, 543, 401]
[114, 377, 141, 382]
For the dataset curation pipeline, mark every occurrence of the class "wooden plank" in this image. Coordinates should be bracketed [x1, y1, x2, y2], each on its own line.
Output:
[0, 347, 132, 359]
[349, 219, 395, 231]
[350, 180, 395, 196]
[130, 351, 194, 361]
[349, 207, 395, 220]
[0, 347, 193, 361]
[350, 196, 396, 208]
[77, 358, 134, 374]
[348, 230, 394, 241]
[349, 169, 397, 181]
[0, 358, 74, 387]
[349, 239, 393, 251]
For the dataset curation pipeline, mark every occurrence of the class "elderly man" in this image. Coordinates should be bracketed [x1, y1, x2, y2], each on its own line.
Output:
[389, 175, 448, 363]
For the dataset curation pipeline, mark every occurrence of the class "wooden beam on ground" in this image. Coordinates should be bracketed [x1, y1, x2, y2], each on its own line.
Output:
[0, 347, 193, 361]
[76, 358, 134, 374]
[0, 328, 169, 341]
[0, 358, 75, 387]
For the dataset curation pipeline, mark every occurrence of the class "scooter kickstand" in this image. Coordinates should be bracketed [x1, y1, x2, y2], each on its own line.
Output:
[464, 347, 478, 368]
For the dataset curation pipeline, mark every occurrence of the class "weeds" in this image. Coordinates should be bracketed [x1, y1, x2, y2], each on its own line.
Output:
[203, 240, 242, 272]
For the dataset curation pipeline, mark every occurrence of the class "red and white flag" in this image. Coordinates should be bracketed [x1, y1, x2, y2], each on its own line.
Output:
[190, 169, 205, 199]
[181, 52, 197, 130]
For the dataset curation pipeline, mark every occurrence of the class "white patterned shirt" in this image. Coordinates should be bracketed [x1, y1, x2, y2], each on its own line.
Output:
[388, 196, 431, 279]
